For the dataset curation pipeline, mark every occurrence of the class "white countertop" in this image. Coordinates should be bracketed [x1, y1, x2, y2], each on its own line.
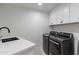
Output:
[0, 36, 35, 55]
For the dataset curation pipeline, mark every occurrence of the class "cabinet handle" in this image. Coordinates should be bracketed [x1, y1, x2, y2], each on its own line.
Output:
[49, 40, 59, 45]
[51, 22, 53, 24]
[60, 21, 63, 23]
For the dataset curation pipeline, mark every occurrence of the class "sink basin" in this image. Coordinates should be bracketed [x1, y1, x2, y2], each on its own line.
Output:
[0, 36, 36, 55]
[1, 37, 19, 43]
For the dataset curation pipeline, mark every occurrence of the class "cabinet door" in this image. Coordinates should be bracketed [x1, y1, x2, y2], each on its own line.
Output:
[70, 3, 79, 23]
[56, 4, 70, 24]
[56, 4, 64, 24]
[49, 4, 65, 25]
[49, 4, 70, 25]
[49, 8, 58, 25]
[63, 4, 70, 23]
[49, 14, 57, 25]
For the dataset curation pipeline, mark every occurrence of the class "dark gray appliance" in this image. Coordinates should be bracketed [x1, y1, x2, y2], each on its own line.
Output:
[43, 33, 49, 55]
[43, 31, 74, 55]
[77, 40, 79, 55]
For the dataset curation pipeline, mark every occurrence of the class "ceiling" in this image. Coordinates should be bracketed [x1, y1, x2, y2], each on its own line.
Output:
[0, 3, 58, 12]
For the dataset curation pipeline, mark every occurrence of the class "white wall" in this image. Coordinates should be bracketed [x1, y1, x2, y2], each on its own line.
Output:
[0, 5, 51, 49]
[49, 3, 79, 54]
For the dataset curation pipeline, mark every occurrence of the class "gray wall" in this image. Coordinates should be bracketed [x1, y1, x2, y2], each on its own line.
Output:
[0, 4, 51, 48]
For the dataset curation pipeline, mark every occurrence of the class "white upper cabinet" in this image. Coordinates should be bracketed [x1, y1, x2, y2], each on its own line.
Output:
[49, 3, 79, 26]
[63, 4, 70, 23]
[49, 4, 70, 25]
[70, 3, 79, 23]
[56, 4, 70, 24]
[49, 6, 59, 25]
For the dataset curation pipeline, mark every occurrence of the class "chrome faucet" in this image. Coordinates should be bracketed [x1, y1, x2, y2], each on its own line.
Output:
[0, 27, 10, 33]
